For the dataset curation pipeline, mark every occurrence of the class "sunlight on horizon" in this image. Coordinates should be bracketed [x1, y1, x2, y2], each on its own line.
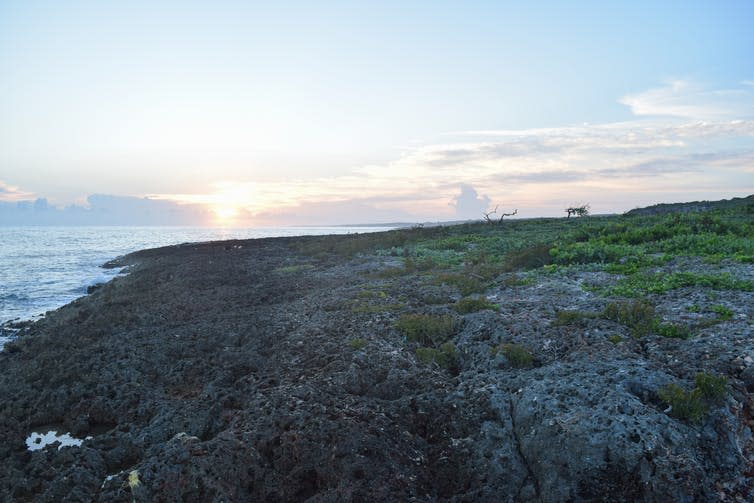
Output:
[1, 2, 752, 226]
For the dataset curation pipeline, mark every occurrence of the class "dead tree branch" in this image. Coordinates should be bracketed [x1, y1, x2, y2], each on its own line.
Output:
[483, 205, 518, 224]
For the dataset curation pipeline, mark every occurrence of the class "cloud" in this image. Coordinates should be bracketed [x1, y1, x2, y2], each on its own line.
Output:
[0, 180, 35, 202]
[147, 112, 753, 223]
[0, 194, 212, 226]
[452, 185, 491, 219]
[620, 80, 754, 120]
[6, 81, 754, 225]
[251, 198, 414, 226]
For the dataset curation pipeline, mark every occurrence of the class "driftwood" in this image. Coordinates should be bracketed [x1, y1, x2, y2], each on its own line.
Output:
[483, 205, 518, 224]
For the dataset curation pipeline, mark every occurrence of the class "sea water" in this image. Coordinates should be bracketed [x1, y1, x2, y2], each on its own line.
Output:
[0, 226, 394, 346]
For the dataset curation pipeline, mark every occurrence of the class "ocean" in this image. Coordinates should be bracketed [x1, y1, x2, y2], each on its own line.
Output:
[0, 226, 394, 347]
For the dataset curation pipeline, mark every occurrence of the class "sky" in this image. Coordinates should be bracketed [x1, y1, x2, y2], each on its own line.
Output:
[1, 0, 753, 226]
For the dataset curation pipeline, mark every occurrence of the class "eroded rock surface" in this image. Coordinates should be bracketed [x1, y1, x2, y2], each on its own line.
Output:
[1, 235, 752, 501]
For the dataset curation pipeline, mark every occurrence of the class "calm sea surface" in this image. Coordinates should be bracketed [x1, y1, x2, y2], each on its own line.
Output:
[0, 226, 394, 328]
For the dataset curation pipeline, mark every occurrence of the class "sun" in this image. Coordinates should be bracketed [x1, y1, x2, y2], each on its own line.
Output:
[206, 181, 260, 226]
[213, 205, 240, 225]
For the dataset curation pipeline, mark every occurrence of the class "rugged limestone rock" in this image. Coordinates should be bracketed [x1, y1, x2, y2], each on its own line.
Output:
[0, 234, 752, 501]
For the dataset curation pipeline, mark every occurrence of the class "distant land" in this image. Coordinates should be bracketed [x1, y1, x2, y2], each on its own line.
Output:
[625, 193, 754, 216]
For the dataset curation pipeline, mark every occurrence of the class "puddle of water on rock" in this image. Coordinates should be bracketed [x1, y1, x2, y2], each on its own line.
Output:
[25, 431, 91, 451]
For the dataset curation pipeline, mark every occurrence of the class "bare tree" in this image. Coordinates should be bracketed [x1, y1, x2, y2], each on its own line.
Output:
[566, 203, 590, 218]
[483, 205, 518, 224]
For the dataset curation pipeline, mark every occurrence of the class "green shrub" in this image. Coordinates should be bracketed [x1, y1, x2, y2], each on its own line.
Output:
[470, 261, 507, 281]
[654, 322, 692, 339]
[694, 372, 727, 400]
[416, 342, 457, 370]
[603, 300, 655, 337]
[404, 254, 438, 272]
[550, 241, 643, 266]
[373, 266, 408, 278]
[503, 273, 535, 287]
[657, 384, 707, 423]
[452, 297, 498, 314]
[607, 335, 623, 344]
[435, 273, 486, 296]
[395, 313, 457, 345]
[710, 304, 733, 321]
[496, 343, 533, 368]
[606, 271, 754, 297]
[356, 290, 387, 299]
[349, 338, 367, 350]
[502, 244, 554, 271]
[422, 294, 451, 305]
[424, 236, 472, 252]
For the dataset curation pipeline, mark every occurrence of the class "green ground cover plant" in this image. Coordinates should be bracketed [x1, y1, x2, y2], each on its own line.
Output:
[434, 273, 486, 296]
[602, 299, 656, 337]
[395, 313, 457, 346]
[502, 273, 535, 287]
[710, 304, 734, 320]
[549, 210, 754, 280]
[604, 271, 754, 297]
[494, 343, 533, 368]
[502, 244, 554, 271]
[695, 372, 728, 400]
[653, 322, 692, 340]
[658, 384, 707, 423]
[452, 297, 499, 314]
[658, 372, 728, 423]
[415, 342, 458, 370]
[349, 338, 367, 350]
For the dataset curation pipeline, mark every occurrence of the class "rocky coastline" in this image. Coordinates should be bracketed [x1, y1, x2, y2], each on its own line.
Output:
[1, 210, 753, 501]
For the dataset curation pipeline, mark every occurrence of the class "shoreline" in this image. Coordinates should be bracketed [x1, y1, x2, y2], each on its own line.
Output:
[1, 207, 753, 500]
[0, 226, 398, 339]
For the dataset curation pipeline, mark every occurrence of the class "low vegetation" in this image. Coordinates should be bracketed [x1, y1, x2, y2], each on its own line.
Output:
[502, 244, 554, 271]
[658, 384, 707, 423]
[602, 299, 656, 337]
[452, 297, 499, 314]
[395, 313, 457, 346]
[710, 304, 734, 321]
[553, 309, 599, 326]
[349, 338, 368, 350]
[495, 343, 534, 368]
[653, 322, 692, 340]
[434, 273, 486, 296]
[415, 342, 458, 370]
[694, 372, 728, 400]
[658, 372, 728, 423]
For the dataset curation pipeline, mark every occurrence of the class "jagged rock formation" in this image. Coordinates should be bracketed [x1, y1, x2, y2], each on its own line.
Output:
[1, 227, 752, 501]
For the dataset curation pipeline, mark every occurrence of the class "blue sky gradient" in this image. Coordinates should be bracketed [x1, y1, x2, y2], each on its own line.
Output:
[1, 1, 753, 224]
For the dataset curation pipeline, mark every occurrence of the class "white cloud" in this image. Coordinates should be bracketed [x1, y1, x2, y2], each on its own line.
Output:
[9, 82, 754, 224]
[145, 113, 754, 223]
[0, 180, 35, 202]
[619, 80, 754, 120]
